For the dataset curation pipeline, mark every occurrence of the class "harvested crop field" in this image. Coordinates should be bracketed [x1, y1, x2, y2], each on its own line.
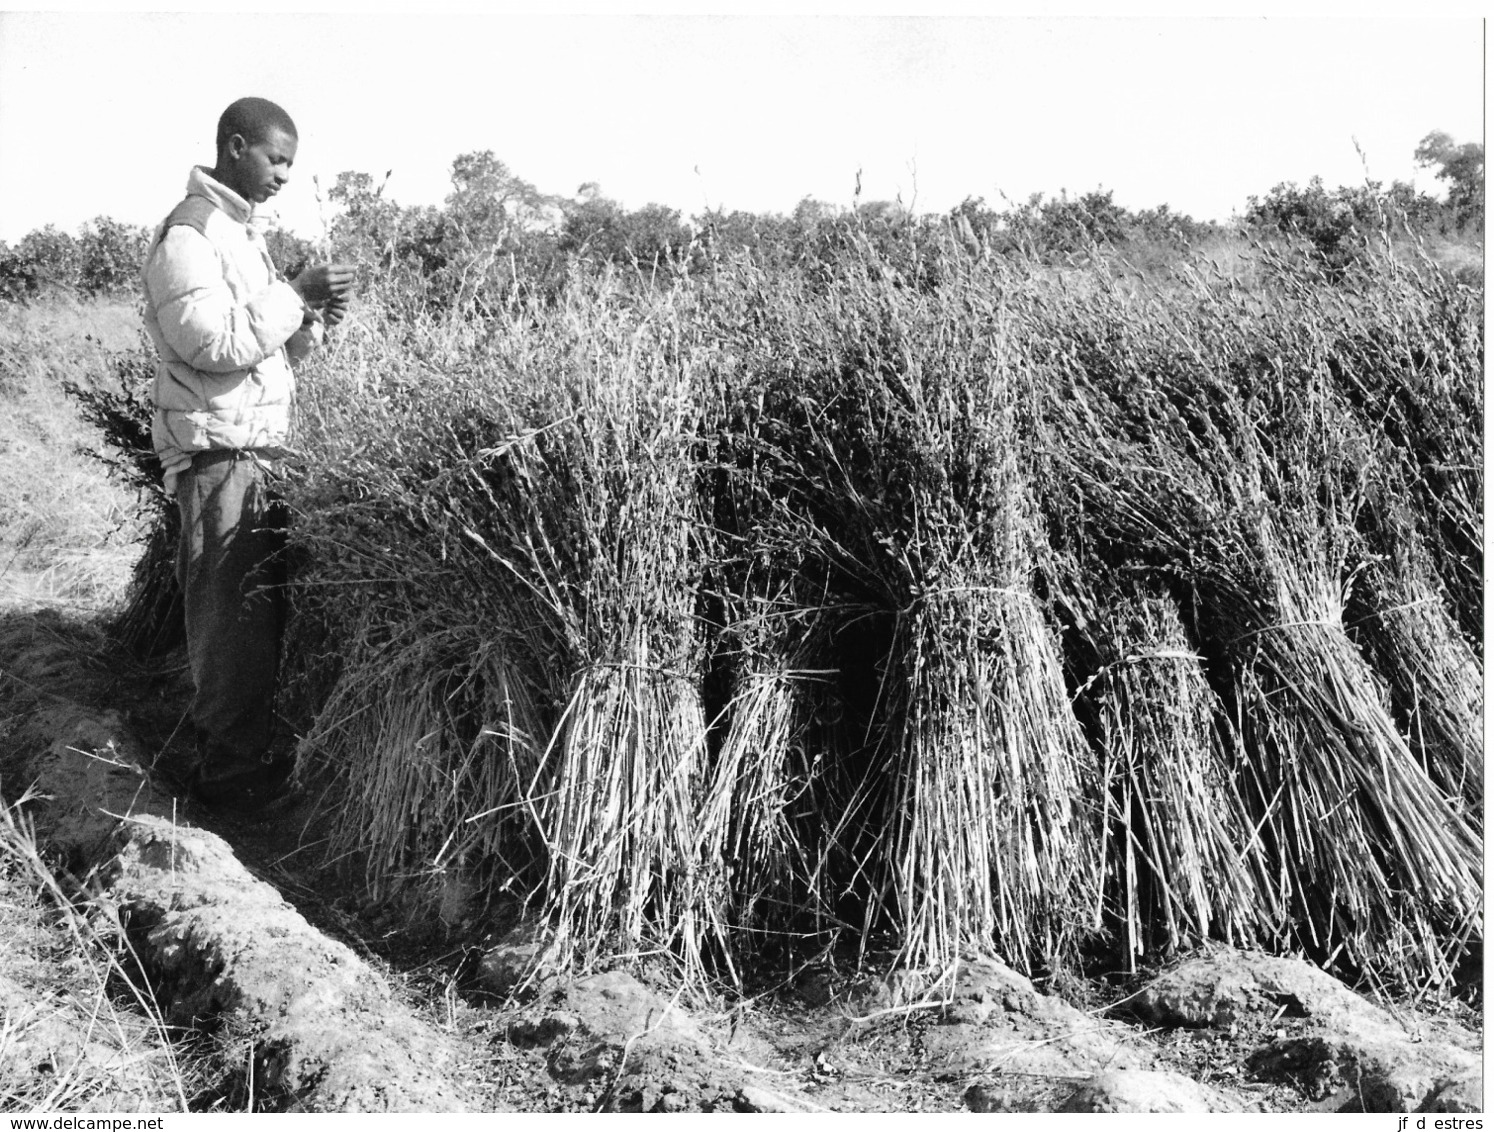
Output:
[0, 219, 1483, 1113]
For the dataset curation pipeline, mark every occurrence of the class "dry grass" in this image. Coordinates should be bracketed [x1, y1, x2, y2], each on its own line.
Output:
[0, 297, 147, 615]
[0, 792, 189, 1112]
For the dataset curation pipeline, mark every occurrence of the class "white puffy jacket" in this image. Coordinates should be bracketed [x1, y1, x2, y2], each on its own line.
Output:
[142, 166, 321, 490]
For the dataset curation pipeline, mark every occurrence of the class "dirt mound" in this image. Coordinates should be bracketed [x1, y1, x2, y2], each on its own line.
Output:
[1133, 948, 1481, 1112]
[7, 702, 494, 1112]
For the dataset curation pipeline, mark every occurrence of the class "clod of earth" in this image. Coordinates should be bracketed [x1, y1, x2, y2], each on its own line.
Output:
[1057, 1069, 1243, 1113]
[1248, 1035, 1475, 1113]
[916, 953, 1153, 1079]
[509, 968, 819, 1113]
[1135, 946, 1409, 1030]
[476, 918, 555, 997]
[1421, 1066, 1484, 1114]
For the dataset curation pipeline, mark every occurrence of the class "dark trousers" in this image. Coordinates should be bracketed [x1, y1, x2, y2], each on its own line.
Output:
[174, 450, 287, 781]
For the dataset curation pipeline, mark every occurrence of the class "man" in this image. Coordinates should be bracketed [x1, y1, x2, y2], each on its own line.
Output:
[142, 96, 353, 814]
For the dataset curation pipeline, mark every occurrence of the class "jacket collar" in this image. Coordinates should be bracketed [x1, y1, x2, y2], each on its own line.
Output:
[186, 166, 252, 225]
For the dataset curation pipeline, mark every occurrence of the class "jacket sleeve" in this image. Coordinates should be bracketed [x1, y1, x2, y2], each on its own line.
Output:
[284, 318, 324, 364]
[144, 226, 308, 374]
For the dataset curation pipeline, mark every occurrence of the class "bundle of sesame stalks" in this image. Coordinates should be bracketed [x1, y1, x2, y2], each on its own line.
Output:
[518, 289, 717, 972]
[707, 240, 1100, 972]
[110, 518, 183, 658]
[1344, 547, 1483, 820]
[1340, 408, 1483, 823]
[1323, 249, 1484, 651]
[1031, 255, 1481, 986]
[691, 611, 844, 969]
[1229, 520, 1480, 983]
[1063, 574, 1279, 969]
[880, 575, 1098, 967]
[288, 272, 730, 974]
[296, 610, 549, 909]
[65, 352, 183, 656]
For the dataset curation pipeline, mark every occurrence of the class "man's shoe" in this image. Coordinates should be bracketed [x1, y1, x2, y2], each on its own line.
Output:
[190, 760, 295, 817]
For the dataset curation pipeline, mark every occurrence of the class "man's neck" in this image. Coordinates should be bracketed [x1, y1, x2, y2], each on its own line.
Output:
[209, 164, 248, 200]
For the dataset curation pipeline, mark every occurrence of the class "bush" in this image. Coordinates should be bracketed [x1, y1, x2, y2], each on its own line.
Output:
[0, 219, 149, 299]
[77, 217, 150, 296]
[16, 225, 81, 288]
[1243, 176, 1446, 276]
[946, 190, 1220, 266]
[0, 243, 40, 302]
[262, 225, 317, 278]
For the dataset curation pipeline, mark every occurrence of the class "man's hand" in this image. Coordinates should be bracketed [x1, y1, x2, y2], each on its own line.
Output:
[290, 263, 356, 306]
[323, 293, 350, 328]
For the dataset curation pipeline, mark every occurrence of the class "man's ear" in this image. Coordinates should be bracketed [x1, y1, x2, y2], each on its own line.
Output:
[225, 133, 247, 161]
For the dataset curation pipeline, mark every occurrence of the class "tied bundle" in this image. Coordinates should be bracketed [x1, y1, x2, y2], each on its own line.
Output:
[448, 283, 720, 973]
[1065, 576, 1279, 968]
[710, 242, 1101, 973]
[289, 276, 723, 974]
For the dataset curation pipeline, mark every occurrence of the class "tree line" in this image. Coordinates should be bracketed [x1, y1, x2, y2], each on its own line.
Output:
[1, 130, 1480, 304]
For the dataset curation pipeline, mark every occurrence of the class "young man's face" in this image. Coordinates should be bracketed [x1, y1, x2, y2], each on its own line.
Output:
[224, 126, 298, 205]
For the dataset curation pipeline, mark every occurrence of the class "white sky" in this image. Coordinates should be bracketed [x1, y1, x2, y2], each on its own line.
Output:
[0, 9, 1485, 243]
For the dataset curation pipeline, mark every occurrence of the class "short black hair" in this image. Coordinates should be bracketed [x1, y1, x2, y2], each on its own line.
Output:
[215, 97, 297, 152]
